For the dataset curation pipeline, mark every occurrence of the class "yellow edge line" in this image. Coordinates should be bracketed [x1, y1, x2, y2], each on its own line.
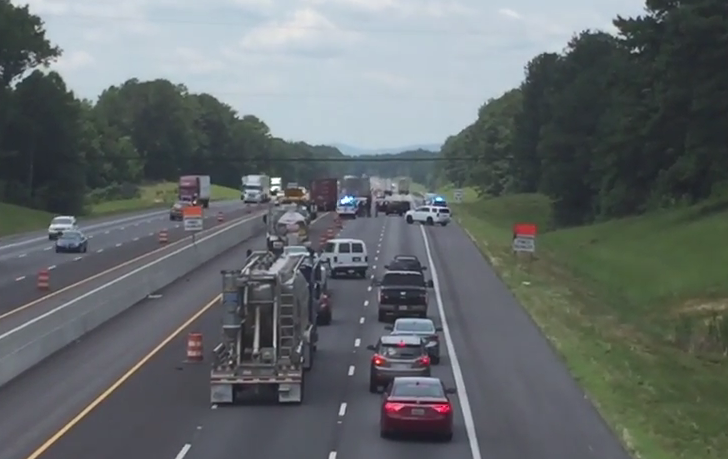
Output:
[0, 211, 262, 322]
[24, 211, 334, 458]
[25, 294, 221, 459]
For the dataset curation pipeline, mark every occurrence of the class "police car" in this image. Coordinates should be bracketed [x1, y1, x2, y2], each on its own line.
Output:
[336, 196, 357, 219]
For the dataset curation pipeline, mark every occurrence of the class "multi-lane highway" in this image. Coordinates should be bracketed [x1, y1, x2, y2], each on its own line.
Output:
[0, 200, 259, 315]
[0, 212, 631, 459]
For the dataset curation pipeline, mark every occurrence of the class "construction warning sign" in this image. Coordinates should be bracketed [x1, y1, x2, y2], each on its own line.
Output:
[183, 205, 203, 231]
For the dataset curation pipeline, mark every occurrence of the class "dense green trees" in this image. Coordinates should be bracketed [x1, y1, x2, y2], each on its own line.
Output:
[441, 0, 728, 226]
[2, 1, 406, 215]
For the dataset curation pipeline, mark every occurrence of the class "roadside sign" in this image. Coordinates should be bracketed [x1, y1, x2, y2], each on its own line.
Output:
[183, 205, 203, 231]
[512, 222, 536, 253]
[454, 189, 463, 203]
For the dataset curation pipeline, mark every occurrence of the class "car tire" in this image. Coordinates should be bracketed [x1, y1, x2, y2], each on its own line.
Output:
[406, 215, 413, 224]
[442, 432, 453, 442]
[379, 429, 390, 439]
[426, 217, 434, 225]
[369, 379, 379, 393]
[54, 248, 59, 253]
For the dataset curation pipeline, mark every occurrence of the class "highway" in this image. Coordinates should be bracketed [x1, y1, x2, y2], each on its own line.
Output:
[0, 200, 260, 315]
[0, 213, 631, 459]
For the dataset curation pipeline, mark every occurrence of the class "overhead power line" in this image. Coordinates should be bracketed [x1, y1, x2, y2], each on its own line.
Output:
[94, 156, 487, 162]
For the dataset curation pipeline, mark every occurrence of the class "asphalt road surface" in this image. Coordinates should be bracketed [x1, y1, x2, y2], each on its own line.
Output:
[0, 201, 261, 313]
[0, 213, 632, 459]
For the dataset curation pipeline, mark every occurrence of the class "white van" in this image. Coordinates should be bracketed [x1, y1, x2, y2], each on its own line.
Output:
[320, 238, 368, 278]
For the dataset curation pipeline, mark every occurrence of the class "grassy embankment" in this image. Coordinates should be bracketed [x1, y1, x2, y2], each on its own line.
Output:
[0, 182, 239, 237]
[433, 185, 728, 459]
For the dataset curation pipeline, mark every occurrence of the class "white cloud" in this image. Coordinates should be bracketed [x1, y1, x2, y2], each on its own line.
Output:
[239, 8, 359, 56]
[51, 50, 94, 72]
[12, 0, 647, 148]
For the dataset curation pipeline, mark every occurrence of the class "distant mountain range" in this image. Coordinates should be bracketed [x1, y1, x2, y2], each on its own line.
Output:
[328, 143, 441, 156]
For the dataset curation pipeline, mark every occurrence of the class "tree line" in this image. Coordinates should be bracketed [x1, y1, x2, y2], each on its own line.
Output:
[439, 0, 728, 227]
[0, 1, 435, 215]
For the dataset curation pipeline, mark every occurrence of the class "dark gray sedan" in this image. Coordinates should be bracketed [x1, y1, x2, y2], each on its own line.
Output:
[386, 317, 443, 364]
[55, 230, 89, 253]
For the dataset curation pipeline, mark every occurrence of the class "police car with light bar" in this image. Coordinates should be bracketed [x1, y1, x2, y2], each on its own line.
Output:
[336, 196, 357, 219]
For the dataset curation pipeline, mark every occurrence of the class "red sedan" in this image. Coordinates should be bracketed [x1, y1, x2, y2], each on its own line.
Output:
[379, 376, 455, 441]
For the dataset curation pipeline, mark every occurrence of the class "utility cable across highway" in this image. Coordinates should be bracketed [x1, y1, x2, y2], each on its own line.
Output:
[0, 212, 631, 459]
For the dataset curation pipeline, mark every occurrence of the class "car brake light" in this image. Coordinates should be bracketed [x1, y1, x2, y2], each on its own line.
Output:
[373, 354, 386, 366]
[431, 403, 451, 414]
[384, 402, 405, 412]
[418, 355, 430, 365]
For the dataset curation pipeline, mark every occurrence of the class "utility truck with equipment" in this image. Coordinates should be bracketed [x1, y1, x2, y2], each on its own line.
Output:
[212, 251, 318, 405]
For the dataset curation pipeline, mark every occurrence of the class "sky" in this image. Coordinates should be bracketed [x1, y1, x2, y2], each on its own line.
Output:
[18, 0, 645, 149]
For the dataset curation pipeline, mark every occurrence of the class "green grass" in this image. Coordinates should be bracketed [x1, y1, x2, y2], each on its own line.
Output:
[0, 182, 240, 237]
[0, 202, 56, 237]
[435, 185, 728, 459]
[89, 182, 239, 214]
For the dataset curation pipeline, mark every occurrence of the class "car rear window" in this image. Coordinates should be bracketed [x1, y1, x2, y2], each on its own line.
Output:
[438, 208, 450, 214]
[391, 381, 445, 398]
[338, 243, 351, 253]
[394, 321, 435, 333]
[380, 343, 423, 359]
[382, 272, 424, 286]
[351, 243, 364, 253]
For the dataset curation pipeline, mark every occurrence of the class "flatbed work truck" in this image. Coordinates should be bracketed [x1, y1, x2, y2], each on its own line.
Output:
[211, 251, 317, 405]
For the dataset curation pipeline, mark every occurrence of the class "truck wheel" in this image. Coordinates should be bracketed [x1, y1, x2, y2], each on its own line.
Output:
[406, 215, 413, 224]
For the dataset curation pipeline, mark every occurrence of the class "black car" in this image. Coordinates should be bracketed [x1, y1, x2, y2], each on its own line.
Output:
[385, 255, 427, 273]
[373, 270, 434, 322]
[385, 200, 410, 216]
[55, 230, 89, 253]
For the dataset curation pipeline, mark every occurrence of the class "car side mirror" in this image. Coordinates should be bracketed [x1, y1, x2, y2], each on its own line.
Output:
[435, 326, 443, 332]
[366, 345, 376, 351]
[384, 325, 393, 331]
[384, 264, 390, 269]
[262, 215, 267, 223]
[427, 280, 434, 288]
[445, 387, 456, 395]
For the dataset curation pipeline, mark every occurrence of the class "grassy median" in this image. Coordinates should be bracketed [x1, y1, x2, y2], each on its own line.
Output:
[434, 185, 728, 459]
[0, 182, 240, 237]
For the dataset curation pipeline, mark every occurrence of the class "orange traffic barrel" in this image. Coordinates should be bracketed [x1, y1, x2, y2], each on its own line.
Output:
[217, 212, 224, 222]
[159, 229, 168, 244]
[186, 333, 203, 362]
[326, 227, 334, 238]
[37, 269, 50, 290]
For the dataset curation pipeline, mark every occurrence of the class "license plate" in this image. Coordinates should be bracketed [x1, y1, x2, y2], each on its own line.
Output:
[393, 363, 410, 369]
[398, 305, 407, 310]
[352, 257, 360, 261]
[411, 408, 425, 415]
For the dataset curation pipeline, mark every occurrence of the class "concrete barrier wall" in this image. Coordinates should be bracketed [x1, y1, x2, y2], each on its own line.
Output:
[0, 214, 266, 387]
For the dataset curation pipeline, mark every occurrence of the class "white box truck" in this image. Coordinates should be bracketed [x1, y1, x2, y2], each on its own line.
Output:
[241, 175, 271, 203]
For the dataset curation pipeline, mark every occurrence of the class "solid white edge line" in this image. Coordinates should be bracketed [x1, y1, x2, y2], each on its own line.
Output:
[0, 213, 265, 340]
[174, 443, 192, 459]
[419, 224, 482, 459]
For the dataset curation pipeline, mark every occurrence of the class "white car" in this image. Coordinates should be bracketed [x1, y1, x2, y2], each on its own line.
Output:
[336, 201, 357, 219]
[48, 215, 78, 240]
[404, 206, 450, 226]
[320, 238, 368, 278]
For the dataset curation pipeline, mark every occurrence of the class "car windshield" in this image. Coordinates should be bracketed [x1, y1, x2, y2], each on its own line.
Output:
[52, 217, 73, 225]
[391, 380, 444, 398]
[380, 343, 422, 359]
[60, 232, 81, 240]
[394, 320, 435, 333]
[382, 272, 424, 287]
